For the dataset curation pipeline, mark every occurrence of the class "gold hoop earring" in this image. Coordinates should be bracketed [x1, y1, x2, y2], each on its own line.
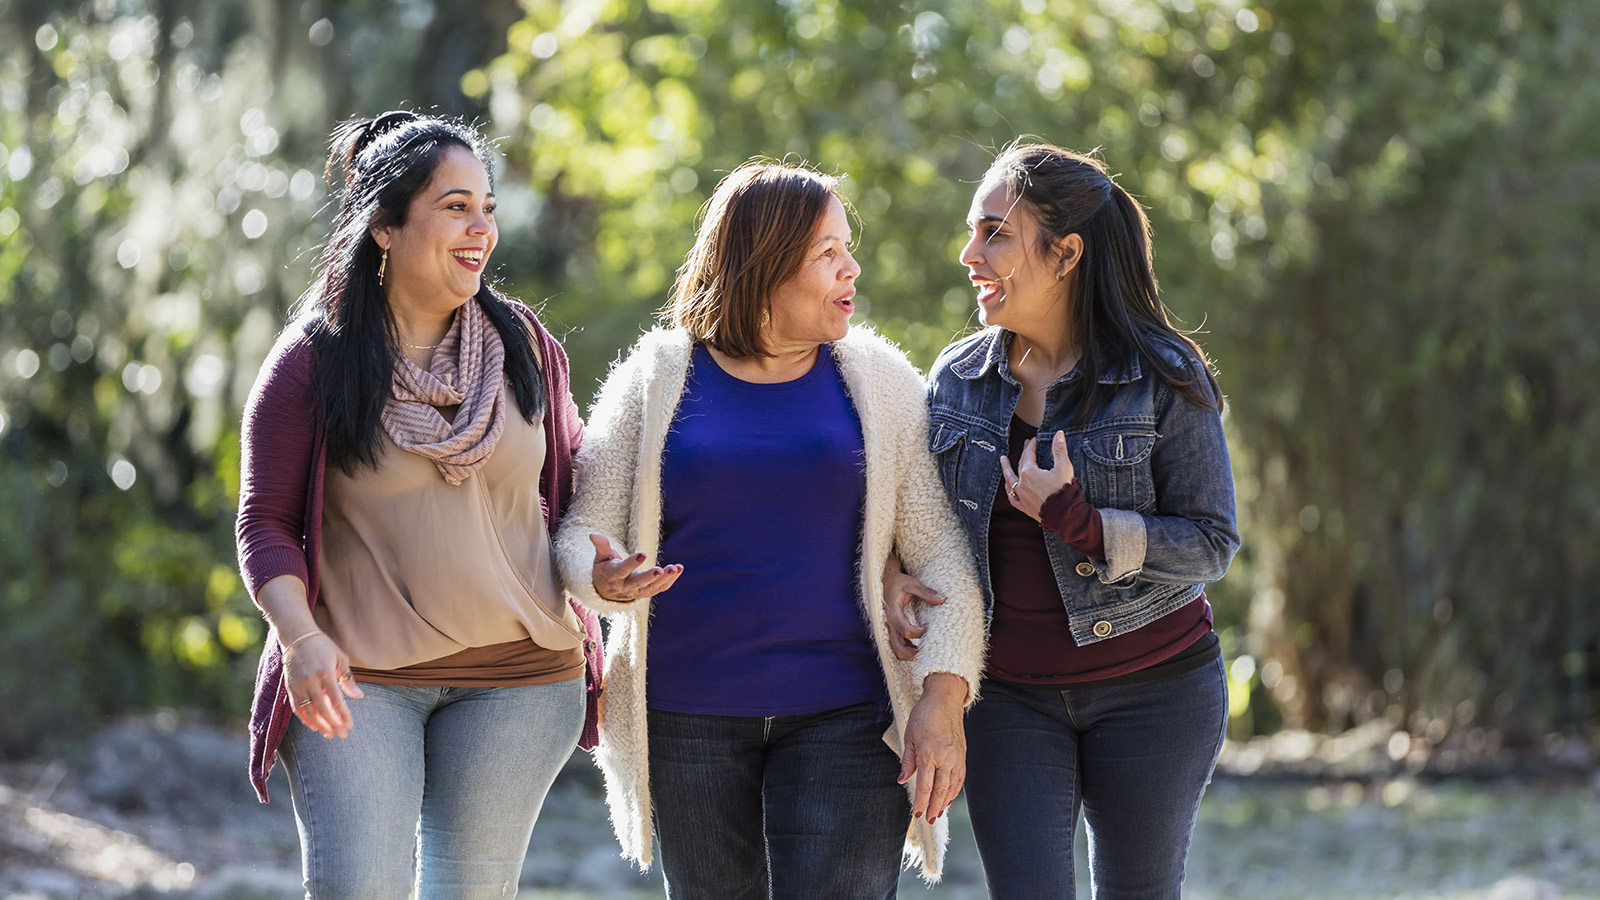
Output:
[378, 248, 388, 285]
[1056, 271, 1064, 282]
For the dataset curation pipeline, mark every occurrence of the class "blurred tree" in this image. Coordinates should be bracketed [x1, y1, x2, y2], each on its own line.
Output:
[484, 0, 1599, 746]
[3, 0, 1594, 757]
[0, 0, 499, 756]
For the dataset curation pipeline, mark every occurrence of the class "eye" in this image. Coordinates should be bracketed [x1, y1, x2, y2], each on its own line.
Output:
[484, 204, 496, 216]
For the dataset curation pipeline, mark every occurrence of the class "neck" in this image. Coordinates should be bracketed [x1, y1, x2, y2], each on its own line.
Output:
[706, 340, 821, 384]
[1010, 327, 1080, 377]
[390, 302, 458, 350]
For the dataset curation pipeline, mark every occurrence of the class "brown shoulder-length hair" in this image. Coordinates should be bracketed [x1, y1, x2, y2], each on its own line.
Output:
[664, 160, 842, 358]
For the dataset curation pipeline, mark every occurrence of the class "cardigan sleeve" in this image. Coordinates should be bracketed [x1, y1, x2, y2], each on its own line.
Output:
[553, 340, 652, 615]
[235, 333, 318, 603]
[875, 346, 986, 705]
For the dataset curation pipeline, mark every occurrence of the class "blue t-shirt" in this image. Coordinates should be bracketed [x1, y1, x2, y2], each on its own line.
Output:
[646, 342, 887, 715]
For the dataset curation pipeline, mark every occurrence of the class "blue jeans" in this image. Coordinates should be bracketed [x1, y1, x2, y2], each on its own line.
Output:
[964, 659, 1228, 899]
[647, 701, 910, 900]
[280, 677, 584, 900]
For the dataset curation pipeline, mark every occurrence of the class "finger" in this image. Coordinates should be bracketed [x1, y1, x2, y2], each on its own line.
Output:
[898, 737, 917, 786]
[589, 533, 621, 562]
[338, 668, 365, 700]
[1054, 430, 1074, 479]
[929, 766, 957, 821]
[623, 564, 682, 596]
[998, 456, 1025, 509]
[884, 591, 918, 634]
[889, 633, 917, 661]
[316, 681, 352, 738]
[903, 582, 947, 605]
[910, 754, 935, 820]
[1019, 437, 1040, 477]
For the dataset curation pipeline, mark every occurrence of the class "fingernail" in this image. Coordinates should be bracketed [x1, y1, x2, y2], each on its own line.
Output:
[898, 772, 909, 784]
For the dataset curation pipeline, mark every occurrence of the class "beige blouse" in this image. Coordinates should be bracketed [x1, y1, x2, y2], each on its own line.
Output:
[315, 388, 582, 671]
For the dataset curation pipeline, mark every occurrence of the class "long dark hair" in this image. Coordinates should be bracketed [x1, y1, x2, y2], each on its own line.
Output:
[299, 111, 545, 475]
[984, 142, 1223, 420]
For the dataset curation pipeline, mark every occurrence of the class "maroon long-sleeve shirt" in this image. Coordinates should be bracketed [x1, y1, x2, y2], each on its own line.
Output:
[985, 415, 1213, 686]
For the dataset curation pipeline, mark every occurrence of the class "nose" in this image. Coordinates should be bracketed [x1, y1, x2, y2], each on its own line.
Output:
[959, 231, 984, 269]
[468, 208, 493, 236]
[841, 246, 861, 281]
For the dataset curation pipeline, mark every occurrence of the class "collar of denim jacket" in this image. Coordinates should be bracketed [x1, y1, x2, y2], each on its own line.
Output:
[950, 327, 1145, 386]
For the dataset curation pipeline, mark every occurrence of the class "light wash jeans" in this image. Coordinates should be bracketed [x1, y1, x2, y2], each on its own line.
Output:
[280, 676, 584, 900]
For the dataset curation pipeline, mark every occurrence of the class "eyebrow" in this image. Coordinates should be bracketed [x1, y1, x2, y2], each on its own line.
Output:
[970, 213, 1007, 227]
[811, 232, 850, 248]
[433, 187, 495, 202]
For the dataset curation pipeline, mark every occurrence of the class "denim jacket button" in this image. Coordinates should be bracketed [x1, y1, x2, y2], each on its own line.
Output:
[1075, 561, 1097, 577]
[1092, 620, 1113, 638]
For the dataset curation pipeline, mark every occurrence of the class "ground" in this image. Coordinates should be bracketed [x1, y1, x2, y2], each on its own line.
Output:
[2, 715, 1596, 899]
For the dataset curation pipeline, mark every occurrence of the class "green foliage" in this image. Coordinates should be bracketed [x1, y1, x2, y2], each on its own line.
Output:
[0, 0, 505, 756]
[3, 0, 1595, 752]
[486, 0, 1600, 739]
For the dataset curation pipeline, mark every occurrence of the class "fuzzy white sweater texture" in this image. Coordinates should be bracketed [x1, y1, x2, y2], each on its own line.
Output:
[553, 325, 985, 881]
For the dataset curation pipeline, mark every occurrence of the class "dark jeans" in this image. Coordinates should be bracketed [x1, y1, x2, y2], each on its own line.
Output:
[964, 659, 1228, 899]
[647, 701, 909, 900]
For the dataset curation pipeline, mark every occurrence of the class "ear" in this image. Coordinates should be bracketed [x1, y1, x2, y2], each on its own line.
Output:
[370, 223, 392, 252]
[1053, 233, 1084, 281]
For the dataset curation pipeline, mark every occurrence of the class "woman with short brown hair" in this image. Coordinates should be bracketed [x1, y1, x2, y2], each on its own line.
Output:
[555, 160, 984, 896]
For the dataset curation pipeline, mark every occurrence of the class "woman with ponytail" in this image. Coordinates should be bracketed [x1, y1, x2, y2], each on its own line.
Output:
[890, 143, 1239, 897]
[234, 111, 599, 898]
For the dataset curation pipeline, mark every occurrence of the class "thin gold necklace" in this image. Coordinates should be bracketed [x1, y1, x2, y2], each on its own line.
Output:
[398, 337, 441, 350]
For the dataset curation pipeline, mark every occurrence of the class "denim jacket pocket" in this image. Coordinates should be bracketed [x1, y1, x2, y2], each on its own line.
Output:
[928, 418, 973, 511]
[1080, 427, 1158, 512]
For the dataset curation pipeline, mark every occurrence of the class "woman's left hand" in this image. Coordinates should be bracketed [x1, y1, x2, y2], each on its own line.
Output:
[999, 431, 1075, 522]
[899, 673, 969, 822]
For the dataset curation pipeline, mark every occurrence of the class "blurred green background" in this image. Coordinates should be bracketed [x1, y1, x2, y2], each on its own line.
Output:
[1, 0, 1596, 765]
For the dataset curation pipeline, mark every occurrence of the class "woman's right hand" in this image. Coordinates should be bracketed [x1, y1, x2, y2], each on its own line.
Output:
[283, 631, 362, 739]
[590, 534, 684, 601]
[883, 554, 947, 661]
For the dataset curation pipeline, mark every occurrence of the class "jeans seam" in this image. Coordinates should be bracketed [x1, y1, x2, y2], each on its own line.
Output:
[1057, 689, 1082, 730]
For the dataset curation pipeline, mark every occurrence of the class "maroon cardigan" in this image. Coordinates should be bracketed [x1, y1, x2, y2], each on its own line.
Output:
[234, 306, 598, 802]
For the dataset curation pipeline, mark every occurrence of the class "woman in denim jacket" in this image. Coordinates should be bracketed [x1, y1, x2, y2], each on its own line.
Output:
[890, 143, 1240, 898]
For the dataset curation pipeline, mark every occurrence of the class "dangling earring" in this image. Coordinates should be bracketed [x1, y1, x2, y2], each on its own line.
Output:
[378, 249, 388, 285]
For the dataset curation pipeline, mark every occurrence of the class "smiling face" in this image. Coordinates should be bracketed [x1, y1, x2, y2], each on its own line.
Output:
[766, 195, 860, 352]
[372, 145, 496, 317]
[959, 179, 1076, 333]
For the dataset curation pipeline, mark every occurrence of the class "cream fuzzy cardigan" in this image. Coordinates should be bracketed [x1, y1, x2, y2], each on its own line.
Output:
[554, 325, 985, 881]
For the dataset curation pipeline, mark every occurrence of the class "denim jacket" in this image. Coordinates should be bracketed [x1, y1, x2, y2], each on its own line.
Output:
[927, 327, 1240, 646]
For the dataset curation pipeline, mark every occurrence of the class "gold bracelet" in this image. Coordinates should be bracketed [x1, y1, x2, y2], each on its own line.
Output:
[282, 629, 325, 652]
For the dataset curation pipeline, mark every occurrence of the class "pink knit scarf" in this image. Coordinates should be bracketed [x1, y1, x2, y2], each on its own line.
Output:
[381, 298, 506, 485]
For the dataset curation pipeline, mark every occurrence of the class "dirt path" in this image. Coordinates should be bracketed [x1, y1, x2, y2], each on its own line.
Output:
[3, 717, 1596, 899]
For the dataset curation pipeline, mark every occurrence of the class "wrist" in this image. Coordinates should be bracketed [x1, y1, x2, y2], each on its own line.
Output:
[281, 629, 325, 652]
[920, 672, 970, 706]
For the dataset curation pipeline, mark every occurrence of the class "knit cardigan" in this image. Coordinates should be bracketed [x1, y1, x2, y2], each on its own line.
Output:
[553, 325, 985, 881]
[235, 304, 597, 802]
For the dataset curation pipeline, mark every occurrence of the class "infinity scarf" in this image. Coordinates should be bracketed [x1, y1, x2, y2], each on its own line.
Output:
[380, 298, 506, 485]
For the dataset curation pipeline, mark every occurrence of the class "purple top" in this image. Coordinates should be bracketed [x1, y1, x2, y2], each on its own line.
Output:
[234, 305, 596, 801]
[646, 343, 887, 715]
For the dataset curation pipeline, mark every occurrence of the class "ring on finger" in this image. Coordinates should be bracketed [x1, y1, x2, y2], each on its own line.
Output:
[297, 698, 313, 709]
